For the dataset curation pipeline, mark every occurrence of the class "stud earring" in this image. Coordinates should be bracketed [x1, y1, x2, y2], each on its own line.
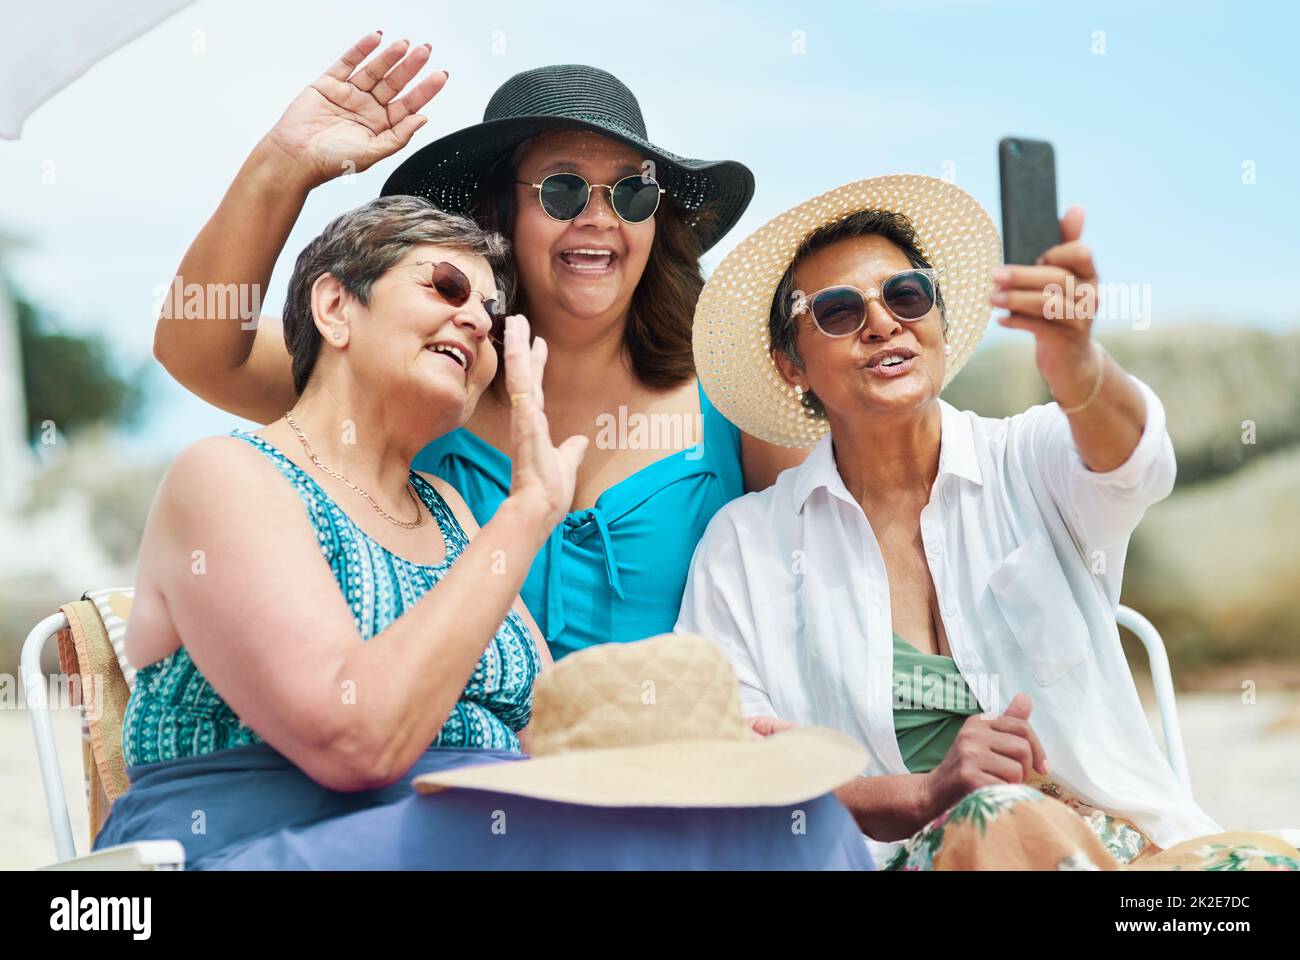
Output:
[944, 343, 952, 356]
[331, 331, 342, 341]
[794, 384, 804, 396]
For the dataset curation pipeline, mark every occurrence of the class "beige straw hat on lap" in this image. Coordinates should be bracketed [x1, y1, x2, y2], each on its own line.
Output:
[693, 174, 1002, 448]
[413, 633, 865, 807]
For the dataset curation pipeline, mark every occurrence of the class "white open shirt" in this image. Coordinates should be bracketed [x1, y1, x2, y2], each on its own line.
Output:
[677, 376, 1220, 860]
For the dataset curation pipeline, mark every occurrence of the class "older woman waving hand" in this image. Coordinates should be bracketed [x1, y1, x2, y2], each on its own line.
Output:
[124, 200, 576, 791]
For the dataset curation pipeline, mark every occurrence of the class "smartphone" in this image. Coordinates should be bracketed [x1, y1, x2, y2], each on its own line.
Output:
[998, 137, 1059, 265]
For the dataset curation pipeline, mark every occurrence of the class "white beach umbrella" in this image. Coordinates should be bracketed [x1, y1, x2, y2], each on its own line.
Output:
[0, 0, 193, 139]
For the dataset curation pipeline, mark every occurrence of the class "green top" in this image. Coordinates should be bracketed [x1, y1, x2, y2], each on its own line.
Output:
[891, 633, 982, 774]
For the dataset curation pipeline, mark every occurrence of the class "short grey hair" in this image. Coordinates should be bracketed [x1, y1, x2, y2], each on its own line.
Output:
[284, 195, 513, 395]
[768, 209, 946, 418]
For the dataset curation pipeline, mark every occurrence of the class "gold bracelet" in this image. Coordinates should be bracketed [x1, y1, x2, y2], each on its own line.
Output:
[1055, 341, 1107, 415]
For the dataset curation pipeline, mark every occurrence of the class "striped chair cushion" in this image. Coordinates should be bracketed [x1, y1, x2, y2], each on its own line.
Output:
[82, 587, 136, 690]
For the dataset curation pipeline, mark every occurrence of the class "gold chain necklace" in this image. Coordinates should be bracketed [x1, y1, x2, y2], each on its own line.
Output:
[283, 413, 423, 529]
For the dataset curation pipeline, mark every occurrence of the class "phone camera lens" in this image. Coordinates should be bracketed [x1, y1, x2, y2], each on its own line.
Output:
[1008, 140, 1022, 157]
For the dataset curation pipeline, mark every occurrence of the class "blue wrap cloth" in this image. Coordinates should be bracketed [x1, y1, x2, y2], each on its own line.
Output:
[95, 743, 874, 870]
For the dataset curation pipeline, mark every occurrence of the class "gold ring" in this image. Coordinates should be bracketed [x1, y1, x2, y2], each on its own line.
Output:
[509, 392, 533, 407]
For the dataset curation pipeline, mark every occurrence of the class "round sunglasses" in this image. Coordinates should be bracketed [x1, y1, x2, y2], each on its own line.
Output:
[412, 260, 505, 343]
[792, 268, 940, 337]
[516, 172, 666, 224]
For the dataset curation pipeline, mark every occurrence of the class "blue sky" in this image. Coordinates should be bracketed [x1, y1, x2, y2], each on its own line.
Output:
[2, 0, 1296, 458]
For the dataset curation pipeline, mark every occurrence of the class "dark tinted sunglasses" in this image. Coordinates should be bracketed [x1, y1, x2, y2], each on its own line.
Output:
[792, 268, 939, 337]
[413, 260, 504, 342]
[516, 172, 666, 224]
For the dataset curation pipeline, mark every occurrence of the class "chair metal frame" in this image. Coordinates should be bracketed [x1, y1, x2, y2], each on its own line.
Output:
[21, 610, 183, 870]
[1114, 605, 1191, 793]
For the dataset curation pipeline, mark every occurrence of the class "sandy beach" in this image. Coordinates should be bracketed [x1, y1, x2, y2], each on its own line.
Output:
[2, 690, 1296, 869]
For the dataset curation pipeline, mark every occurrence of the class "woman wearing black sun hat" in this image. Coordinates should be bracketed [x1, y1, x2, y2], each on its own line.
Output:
[153, 31, 807, 664]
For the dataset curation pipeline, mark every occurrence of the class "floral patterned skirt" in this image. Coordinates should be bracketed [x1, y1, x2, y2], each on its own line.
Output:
[884, 781, 1300, 871]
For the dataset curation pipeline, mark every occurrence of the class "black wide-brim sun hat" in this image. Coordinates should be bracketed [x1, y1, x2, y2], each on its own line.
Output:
[380, 64, 754, 253]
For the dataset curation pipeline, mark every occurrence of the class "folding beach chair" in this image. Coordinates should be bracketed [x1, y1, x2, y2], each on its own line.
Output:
[21, 587, 183, 869]
[1114, 606, 1297, 848]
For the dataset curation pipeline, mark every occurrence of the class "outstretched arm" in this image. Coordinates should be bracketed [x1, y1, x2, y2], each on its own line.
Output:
[993, 207, 1177, 551]
[153, 31, 447, 423]
[992, 206, 1149, 473]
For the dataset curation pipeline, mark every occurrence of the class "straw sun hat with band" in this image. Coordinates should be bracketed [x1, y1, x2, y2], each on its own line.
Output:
[413, 632, 865, 807]
[381, 63, 754, 254]
[693, 175, 1003, 448]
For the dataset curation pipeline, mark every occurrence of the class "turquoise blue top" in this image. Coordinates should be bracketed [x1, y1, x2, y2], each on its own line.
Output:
[121, 430, 540, 767]
[413, 382, 744, 660]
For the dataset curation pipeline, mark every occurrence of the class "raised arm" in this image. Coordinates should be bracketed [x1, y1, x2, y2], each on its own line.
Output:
[991, 205, 1150, 473]
[153, 31, 447, 423]
[993, 206, 1176, 550]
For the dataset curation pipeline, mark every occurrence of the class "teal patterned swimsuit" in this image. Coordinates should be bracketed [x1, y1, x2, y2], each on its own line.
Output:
[121, 430, 540, 767]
